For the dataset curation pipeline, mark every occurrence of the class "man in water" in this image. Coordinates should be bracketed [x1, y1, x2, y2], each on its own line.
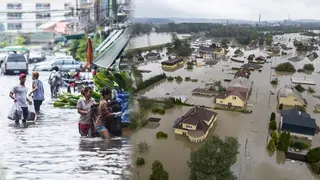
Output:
[48, 66, 62, 98]
[9, 73, 31, 126]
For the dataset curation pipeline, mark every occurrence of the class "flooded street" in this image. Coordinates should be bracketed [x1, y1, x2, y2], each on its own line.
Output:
[131, 33, 320, 179]
[0, 67, 132, 179]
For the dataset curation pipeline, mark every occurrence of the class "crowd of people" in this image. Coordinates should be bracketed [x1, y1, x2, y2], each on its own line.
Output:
[9, 71, 120, 140]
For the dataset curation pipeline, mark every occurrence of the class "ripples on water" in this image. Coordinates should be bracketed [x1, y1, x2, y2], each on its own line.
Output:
[0, 72, 132, 180]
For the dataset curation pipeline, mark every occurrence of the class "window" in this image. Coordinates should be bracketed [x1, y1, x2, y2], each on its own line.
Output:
[186, 125, 193, 129]
[7, 13, 22, 20]
[63, 60, 73, 65]
[36, 12, 51, 19]
[294, 99, 297, 101]
[7, 3, 22, 9]
[36, 3, 50, 9]
[7, 55, 26, 62]
[53, 60, 63, 66]
[232, 97, 236, 100]
[220, 101, 223, 103]
[7, 23, 22, 30]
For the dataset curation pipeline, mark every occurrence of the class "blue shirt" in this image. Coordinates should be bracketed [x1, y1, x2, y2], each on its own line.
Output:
[32, 79, 44, 100]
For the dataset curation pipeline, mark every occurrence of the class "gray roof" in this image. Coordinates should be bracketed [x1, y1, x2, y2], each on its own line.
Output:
[279, 85, 306, 104]
[281, 108, 316, 135]
[228, 77, 253, 89]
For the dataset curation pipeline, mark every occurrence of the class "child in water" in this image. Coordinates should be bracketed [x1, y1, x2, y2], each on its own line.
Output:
[77, 87, 96, 136]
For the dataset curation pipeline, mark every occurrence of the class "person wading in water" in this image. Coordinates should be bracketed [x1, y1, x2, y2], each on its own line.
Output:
[77, 87, 96, 137]
[9, 73, 31, 127]
[29, 72, 44, 113]
[95, 87, 121, 139]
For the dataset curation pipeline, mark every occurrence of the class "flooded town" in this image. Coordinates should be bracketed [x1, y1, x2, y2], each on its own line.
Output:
[127, 21, 320, 180]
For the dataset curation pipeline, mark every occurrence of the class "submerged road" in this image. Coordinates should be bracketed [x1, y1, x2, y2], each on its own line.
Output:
[0, 66, 132, 179]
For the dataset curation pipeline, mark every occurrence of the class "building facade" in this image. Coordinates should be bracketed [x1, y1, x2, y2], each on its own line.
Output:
[0, 0, 76, 33]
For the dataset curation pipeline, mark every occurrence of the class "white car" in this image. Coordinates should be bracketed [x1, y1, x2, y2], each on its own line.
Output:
[1, 53, 28, 75]
[33, 59, 84, 72]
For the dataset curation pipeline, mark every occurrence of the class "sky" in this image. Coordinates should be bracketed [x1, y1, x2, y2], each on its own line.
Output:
[133, 0, 320, 21]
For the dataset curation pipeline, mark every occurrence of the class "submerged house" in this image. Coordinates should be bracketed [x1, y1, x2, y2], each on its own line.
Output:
[146, 52, 161, 60]
[280, 107, 317, 140]
[192, 88, 217, 96]
[161, 58, 184, 69]
[198, 46, 214, 59]
[307, 52, 319, 61]
[173, 106, 218, 143]
[213, 48, 226, 58]
[215, 78, 253, 107]
[234, 67, 251, 79]
[278, 85, 308, 107]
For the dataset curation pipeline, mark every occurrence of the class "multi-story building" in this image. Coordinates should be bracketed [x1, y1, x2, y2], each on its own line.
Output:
[0, 0, 76, 33]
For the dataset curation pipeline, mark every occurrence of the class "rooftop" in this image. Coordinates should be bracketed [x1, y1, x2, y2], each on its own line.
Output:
[173, 106, 217, 136]
[278, 85, 307, 105]
[229, 77, 253, 89]
[216, 87, 248, 102]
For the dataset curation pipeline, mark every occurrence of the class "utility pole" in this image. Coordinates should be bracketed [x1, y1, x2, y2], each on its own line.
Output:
[256, 87, 258, 103]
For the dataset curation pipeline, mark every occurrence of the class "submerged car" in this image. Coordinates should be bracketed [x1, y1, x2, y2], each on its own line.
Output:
[33, 59, 84, 72]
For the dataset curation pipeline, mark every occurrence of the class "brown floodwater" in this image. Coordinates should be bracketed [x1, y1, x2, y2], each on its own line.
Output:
[130, 33, 320, 180]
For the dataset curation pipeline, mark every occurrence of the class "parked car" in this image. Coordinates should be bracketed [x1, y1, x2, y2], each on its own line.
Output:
[1, 53, 28, 75]
[33, 59, 84, 72]
[28, 49, 44, 63]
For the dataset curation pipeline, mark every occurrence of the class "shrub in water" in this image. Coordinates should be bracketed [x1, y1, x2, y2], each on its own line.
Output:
[279, 103, 283, 110]
[136, 157, 145, 166]
[156, 131, 168, 139]
[269, 120, 277, 130]
[270, 112, 276, 121]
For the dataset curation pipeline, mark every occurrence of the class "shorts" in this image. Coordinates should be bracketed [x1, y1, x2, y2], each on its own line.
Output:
[78, 123, 90, 135]
[96, 125, 106, 133]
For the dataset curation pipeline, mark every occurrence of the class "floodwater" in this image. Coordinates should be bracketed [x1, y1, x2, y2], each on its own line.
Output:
[0, 66, 132, 179]
[128, 32, 191, 49]
[131, 33, 320, 180]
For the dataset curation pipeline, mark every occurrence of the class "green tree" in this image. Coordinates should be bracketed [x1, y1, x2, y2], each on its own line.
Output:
[267, 139, 276, 152]
[275, 62, 296, 72]
[265, 34, 273, 45]
[220, 39, 230, 48]
[0, 41, 8, 48]
[270, 112, 276, 121]
[75, 39, 86, 61]
[279, 103, 283, 110]
[303, 63, 315, 72]
[277, 131, 291, 152]
[188, 136, 239, 180]
[271, 131, 278, 142]
[149, 160, 169, 180]
[269, 120, 277, 130]
[14, 35, 25, 45]
[306, 147, 320, 163]
[311, 162, 320, 174]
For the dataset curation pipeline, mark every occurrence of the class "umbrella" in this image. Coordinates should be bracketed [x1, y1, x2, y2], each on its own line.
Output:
[83, 38, 93, 71]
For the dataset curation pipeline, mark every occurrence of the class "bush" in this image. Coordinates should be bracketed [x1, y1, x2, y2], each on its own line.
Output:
[290, 141, 309, 150]
[269, 120, 277, 130]
[156, 131, 168, 139]
[295, 84, 305, 92]
[175, 76, 183, 82]
[297, 106, 306, 113]
[311, 162, 320, 175]
[279, 103, 283, 110]
[277, 131, 291, 152]
[152, 108, 166, 114]
[270, 80, 278, 85]
[270, 112, 276, 121]
[137, 141, 149, 153]
[303, 63, 315, 71]
[191, 79, 198, 82]
[275, 62, 296, 72]
[184, 77, 191, 81]
[308, 87, 315, 93]
[267, 139, 276, 152]
[187, 64, 193, 69]
[271, 131, 278, 142]
[306, 147, 320, 163]
[167, 76, 174, 81]
[136, 157, 145, 166]
[149, 160, 169, 180]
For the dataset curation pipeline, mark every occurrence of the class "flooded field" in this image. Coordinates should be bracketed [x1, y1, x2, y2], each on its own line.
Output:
[128, 32, 191, 49]
[131, 33, 320, 180]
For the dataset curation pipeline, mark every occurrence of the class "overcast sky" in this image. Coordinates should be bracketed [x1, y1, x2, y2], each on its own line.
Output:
[133, 0, 320, 21]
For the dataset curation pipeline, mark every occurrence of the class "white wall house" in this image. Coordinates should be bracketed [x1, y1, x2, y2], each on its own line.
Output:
[0, 0, 76, 33]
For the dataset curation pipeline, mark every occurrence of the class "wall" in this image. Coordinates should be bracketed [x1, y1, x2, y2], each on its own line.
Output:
[216, 95, 245, 107]
[278, 95, 305, 107]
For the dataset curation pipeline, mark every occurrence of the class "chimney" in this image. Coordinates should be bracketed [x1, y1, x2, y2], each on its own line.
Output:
[298, 111, 301, 116]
